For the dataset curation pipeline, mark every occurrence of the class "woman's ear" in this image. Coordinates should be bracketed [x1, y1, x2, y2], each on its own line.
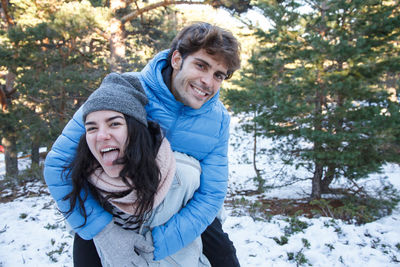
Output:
[171, 50, 183, 70]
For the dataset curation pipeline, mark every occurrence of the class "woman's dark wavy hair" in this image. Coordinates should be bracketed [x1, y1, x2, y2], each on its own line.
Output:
[167, 22, 241, 79]
[62, 115, 163, 229]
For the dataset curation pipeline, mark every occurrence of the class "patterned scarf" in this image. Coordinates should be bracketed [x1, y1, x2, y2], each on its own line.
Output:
[88, 138, 176, 215]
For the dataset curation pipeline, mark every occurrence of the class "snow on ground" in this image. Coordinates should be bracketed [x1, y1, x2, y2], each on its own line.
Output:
[0, 191, 73, 266]
[224, 198, 400, 267]
[0, 119, 400, 266]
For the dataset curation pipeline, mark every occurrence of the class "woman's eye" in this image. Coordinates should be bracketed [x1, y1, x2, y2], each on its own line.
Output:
[196, 63, 204, 69]
[86, 127, 96, 132]
[110, 122, 121, 127]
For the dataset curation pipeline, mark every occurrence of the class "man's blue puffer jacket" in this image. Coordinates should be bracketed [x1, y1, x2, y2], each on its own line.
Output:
[44, 50, 230, 260]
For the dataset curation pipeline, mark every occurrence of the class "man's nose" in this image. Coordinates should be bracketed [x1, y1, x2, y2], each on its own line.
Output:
[200, 72, 213, 87]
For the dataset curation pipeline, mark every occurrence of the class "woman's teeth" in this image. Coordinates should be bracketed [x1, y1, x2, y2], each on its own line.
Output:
[101, 147, 118, 153]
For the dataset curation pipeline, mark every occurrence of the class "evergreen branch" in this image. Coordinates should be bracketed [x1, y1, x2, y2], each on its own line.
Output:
[93, 28, 110, 41]
[131, 0, 144, 25]
[121, 0, 200, 24]
[26, 96, 46, 104]
[347, 178, 368, 197]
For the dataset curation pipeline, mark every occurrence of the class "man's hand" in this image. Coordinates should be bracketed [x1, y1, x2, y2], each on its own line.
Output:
[93, 221, 154, 267]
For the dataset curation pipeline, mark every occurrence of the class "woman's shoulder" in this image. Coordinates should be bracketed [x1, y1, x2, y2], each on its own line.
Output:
[173, 151, 201, 174]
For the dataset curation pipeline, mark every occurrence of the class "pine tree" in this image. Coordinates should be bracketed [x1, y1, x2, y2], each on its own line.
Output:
[0, 0, 251, 177]
[0, 0, 109, 177]
[225, 0, 400, 198]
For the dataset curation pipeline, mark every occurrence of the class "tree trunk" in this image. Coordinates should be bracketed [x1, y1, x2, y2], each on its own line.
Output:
[1, 71, 18, 178]
[109, 18, 126, 72]
[312, 78, 324, 199]
[321, 164, 335, 193]
[1, 0, 14, 26]
[2, 135, 18, 178]
[311, 36, 326, 198]
[252, 112, 263, 191]
[31, 137, 40, 167]
[311, 162, 323, 199]
[108, 0, 127, 72]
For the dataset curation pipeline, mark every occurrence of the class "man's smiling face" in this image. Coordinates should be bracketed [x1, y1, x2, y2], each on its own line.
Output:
[170, 49, 228, 109]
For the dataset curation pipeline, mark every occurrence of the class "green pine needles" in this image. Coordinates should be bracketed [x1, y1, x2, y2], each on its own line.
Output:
[225, 0, 400, 199]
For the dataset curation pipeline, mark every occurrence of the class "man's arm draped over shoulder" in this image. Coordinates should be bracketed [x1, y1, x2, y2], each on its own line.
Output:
[151, 113, 230, 260]
[43, 106, 112, 239]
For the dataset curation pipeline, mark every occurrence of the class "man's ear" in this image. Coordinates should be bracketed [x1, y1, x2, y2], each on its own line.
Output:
[171, 50, 182, 70]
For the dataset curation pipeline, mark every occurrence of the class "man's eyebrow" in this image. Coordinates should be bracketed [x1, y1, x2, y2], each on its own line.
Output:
[194, 57, 211, 68]
[216, 70, 228, 78]
[194, 57, 228, 77]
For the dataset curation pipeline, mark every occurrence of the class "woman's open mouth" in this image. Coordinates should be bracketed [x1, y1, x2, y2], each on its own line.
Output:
[100, 147, 120, 166]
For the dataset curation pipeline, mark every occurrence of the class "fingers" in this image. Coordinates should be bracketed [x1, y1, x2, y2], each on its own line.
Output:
[134, 231, 154, 253]
[140, 250, 154, 263]
[131, 251, 149, 267]
[135, 240, 155, 253]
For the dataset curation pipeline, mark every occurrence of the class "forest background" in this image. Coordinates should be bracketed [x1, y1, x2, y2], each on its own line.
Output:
[1, 0, 400, 255]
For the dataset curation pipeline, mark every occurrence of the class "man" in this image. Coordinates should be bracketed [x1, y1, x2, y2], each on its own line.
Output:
[44, 22, 241, 266]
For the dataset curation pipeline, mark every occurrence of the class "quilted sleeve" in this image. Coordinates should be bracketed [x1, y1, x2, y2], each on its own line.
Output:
[43, 106, 112, 239]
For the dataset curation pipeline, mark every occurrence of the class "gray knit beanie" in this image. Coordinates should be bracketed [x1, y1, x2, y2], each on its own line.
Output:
[82, 73, 148, 126]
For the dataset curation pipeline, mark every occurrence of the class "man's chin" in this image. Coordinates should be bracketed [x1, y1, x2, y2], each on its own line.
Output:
[187, 97, 208, 109]
[187, 102, 204, 109]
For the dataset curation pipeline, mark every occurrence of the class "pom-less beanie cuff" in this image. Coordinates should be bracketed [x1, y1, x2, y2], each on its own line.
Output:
[83, 97, 148, 126]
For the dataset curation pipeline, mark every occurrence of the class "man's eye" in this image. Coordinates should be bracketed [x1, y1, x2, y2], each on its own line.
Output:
[215, 73, 226, 81]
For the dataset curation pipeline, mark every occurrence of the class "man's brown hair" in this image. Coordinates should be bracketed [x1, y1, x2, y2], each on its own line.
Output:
[167, 22, 241, 79]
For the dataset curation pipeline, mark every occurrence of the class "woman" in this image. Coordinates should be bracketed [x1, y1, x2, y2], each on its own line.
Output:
[62, 76, 210, 266]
